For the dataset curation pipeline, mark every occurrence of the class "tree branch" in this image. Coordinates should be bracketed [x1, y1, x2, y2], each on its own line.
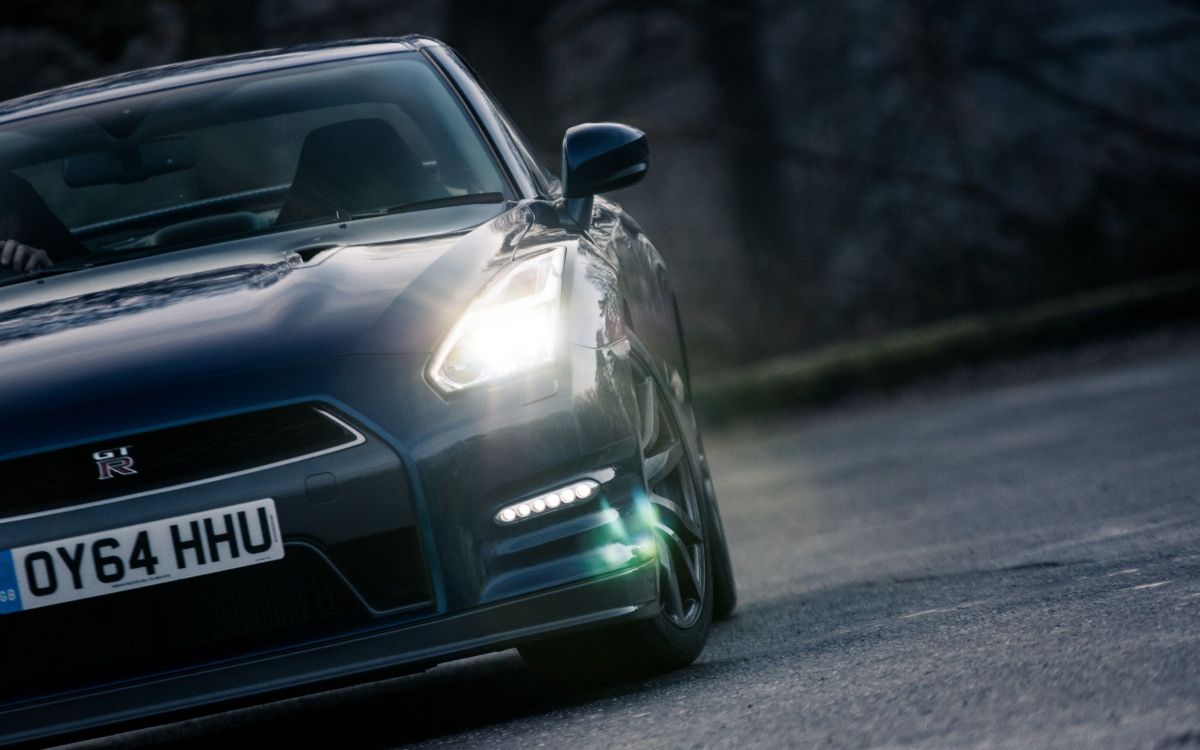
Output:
[1029, 20, 1200, 62]
[968, 53, 1200, 155]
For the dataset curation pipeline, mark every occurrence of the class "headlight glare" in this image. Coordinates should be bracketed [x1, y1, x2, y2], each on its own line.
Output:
[428, 247, 565, 393]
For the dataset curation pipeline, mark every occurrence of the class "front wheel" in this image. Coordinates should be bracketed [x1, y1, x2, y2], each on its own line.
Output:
[519, 365, 713, 682]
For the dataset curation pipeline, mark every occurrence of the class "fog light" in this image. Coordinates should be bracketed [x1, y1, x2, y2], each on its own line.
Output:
[495, 479, 601, 524]
[600, 543, 636, 567]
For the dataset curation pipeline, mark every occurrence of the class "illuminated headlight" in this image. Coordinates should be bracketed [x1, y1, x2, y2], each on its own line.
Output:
[428, 247, 565, 393]
[495, 480, 600, 525]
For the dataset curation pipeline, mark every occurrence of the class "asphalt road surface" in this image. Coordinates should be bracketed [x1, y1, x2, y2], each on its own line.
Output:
[82, 332, 1200, 749]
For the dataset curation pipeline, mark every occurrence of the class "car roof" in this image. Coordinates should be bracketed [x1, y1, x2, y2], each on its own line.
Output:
[0, 36, 443, 125]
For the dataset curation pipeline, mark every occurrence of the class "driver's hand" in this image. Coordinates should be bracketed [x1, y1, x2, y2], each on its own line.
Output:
[0, 239, 53, 272]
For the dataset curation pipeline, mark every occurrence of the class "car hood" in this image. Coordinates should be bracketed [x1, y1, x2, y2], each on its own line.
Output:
[0, 202, 553, 424]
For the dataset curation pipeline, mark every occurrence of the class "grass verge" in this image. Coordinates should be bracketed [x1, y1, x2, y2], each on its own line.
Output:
[693, 272, 1200, 422]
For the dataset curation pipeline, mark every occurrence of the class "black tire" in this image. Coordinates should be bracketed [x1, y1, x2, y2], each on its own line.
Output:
[702, 466, 738, 621]
[519, 364, 714, 682]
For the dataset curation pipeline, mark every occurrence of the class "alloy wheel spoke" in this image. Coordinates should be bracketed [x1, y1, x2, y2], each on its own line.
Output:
[638, 368, 706, 628]
[654, 521, 703, 603]
[649, 490, 703, 544]
[643, 441, 682, 487]
[657, 535, 686, 619]
[639, 376, 658, 452]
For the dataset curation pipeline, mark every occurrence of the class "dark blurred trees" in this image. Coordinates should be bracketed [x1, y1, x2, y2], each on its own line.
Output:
[2, 0, 1199, 367]
[443, 0, 555, 154]
[694, 0, 809, 332]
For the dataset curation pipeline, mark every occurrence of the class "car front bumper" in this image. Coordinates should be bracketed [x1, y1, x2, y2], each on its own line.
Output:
[0, 559, 658, 746]
[0, 340, 658, 745]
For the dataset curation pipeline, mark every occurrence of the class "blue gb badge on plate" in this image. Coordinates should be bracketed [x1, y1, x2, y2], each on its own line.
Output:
[0, 549, 23, 614]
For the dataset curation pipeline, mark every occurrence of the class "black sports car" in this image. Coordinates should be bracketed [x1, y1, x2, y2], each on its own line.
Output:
[0, 36, 735, 745]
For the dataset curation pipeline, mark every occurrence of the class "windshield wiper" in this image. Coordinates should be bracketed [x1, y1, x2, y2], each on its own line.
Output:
[345, 192, 506, 220]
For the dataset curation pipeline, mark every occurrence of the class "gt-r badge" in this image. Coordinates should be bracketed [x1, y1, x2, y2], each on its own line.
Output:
[93, 446, 137, 480]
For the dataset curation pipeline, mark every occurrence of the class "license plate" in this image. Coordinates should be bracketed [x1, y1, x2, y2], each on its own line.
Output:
[0, 498, 283, 614]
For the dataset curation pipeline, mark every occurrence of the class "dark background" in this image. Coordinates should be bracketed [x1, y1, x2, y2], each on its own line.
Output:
[3, 7, 1200, 747]
[3, 0, 1199, 370]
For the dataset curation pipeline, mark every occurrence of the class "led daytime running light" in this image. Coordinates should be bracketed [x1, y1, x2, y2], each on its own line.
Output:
[495, 480, 599, 524]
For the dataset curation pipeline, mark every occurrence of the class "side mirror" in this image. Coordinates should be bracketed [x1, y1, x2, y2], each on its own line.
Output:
[561, 122, 648, 227]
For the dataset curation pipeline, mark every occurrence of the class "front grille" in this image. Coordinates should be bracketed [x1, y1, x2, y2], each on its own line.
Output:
[0, 404, 360, 520]
[1, 545, 369, 703]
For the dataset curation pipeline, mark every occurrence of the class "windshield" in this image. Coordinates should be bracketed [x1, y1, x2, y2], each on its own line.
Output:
[0, 52, 508, 280]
